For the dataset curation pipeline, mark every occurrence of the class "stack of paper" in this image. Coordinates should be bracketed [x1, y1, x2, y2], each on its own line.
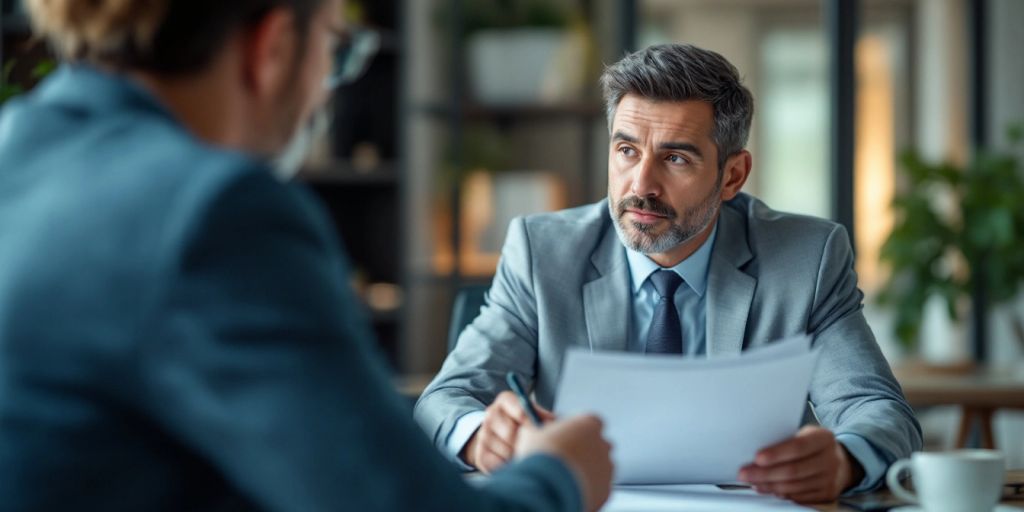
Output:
[603, 485, 813, 511]
[555, 335, 819, 485]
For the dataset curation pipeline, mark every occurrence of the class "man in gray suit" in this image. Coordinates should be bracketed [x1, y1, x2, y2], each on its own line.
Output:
[415, 43, 922, 504]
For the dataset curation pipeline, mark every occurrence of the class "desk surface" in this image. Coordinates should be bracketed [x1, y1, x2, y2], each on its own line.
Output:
[402, 366, 1024, 406]
[400, 366, 1024, 403]
[894, 366, 1024, 408]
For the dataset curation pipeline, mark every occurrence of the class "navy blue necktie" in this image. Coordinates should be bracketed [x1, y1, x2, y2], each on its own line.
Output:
[646, 270, 684, 354]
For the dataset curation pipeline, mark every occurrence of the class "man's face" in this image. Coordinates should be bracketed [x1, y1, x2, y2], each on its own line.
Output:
[267, 0, 342, 154]
[607, 95, 724, 255]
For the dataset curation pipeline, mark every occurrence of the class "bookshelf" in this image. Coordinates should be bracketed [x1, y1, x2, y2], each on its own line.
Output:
[400, 0, 635, 373]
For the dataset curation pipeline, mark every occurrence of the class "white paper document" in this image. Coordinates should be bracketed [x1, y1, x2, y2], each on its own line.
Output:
[555, 335, 820, 485]
[603, 485, 813, 511]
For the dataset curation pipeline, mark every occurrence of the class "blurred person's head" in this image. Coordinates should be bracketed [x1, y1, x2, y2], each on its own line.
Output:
[26, 0, 342, 161]
[601, 43, 754, 265]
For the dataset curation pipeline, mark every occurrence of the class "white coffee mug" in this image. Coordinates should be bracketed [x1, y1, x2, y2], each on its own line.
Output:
[886, 450, 1005, 512]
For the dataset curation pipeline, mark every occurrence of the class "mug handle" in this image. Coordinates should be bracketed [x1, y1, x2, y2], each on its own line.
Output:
[886, 458, 918, 505]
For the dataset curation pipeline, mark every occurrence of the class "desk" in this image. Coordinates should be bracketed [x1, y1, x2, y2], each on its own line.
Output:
[404, 366, 1024, 445]
[813, 469, 1024, 511]
[601, 472, 1023, 511]
[895, 367, 1024, 448]
[400, 372, 1024, 509]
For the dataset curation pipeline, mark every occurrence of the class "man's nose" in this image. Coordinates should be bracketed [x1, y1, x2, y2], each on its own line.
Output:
[630, 156, 661, 198]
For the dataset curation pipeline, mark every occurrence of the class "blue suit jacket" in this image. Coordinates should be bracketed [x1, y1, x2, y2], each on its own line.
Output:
[0, 66, 580, 511]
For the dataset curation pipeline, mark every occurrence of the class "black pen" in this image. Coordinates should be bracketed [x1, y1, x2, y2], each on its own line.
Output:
[506, 372, 544, 426]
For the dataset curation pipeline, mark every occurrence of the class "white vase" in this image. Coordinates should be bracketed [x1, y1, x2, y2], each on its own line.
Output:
[466, 28, 586, 105]
[919, 294, 969, 364]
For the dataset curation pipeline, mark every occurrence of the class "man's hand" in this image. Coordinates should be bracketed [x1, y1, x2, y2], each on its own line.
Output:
[517, 415, 614, 512]
[461, 391, 555, 473]
[738, 426, 864, 504]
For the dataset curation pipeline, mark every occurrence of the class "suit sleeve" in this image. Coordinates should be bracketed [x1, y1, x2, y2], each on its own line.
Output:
[414, 216, 542, 454]
[135, 171, 581, 512]
[806, 225, 923, 491]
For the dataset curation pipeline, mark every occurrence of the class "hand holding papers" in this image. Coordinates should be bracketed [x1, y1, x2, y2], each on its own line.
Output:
[554, 335, 820, 485]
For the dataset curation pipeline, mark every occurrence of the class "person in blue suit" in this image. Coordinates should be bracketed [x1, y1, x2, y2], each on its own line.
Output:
[0, 0, 612, 510]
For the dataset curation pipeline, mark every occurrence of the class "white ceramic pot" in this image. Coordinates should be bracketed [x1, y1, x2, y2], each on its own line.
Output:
[466, 28, 585, 105]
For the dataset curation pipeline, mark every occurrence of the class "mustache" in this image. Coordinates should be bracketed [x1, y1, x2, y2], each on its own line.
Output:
[617, 196, 678, 219]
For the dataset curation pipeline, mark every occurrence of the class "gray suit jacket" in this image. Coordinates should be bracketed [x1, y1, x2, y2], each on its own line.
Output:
[415, 193, 921, 474]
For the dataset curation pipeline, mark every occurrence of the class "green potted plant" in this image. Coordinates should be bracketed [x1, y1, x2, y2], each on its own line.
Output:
[878, 124, 1024, 358]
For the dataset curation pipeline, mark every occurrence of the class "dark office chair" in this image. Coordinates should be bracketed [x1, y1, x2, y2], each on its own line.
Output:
[405, 285, 488, 409]
[447, 284, 490, 354]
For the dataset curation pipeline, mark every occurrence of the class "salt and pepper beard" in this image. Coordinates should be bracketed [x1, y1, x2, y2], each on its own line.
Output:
[608, 173, 723, 255]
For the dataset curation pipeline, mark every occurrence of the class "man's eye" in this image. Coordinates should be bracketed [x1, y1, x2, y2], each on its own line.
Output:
[619, 147, 636, 157]
[667, 154, 688, 165]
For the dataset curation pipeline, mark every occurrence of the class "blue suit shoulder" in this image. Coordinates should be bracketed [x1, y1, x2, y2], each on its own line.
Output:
[0, 65, 321, 255]
[0, 74, 338, 372]
[0, 70, 338, 510]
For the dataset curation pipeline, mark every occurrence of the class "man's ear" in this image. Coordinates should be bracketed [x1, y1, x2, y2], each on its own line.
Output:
[719, 150, 752, 201]
[240, 7, 298, 99]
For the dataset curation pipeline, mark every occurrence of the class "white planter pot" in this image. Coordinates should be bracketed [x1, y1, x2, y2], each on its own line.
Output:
[466, 28, 585, 105]
[919, 294, 970, 364]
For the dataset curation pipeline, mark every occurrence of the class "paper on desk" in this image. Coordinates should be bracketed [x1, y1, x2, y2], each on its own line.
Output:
[555, 335, 820, 485]
[602, 485, 813, 511]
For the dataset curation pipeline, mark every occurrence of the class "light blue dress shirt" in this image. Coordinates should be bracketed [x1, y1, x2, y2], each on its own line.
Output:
[624, 223, 717, 356]
[446, 219, 886, 492]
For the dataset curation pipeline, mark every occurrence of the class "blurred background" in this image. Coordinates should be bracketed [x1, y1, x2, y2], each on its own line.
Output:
[2, 0, 1023, 465]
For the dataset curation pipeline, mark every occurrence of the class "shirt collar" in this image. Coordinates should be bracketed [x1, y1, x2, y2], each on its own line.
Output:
[624, 219, 718, 297]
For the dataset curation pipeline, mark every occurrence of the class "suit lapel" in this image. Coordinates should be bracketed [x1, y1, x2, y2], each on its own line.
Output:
[582, 202, 757, 355]
[583, 219, 631, 352]
[706, 206, 756, 357]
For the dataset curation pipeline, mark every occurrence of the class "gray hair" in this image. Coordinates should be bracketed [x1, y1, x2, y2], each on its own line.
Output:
[600, 43, 754, 169]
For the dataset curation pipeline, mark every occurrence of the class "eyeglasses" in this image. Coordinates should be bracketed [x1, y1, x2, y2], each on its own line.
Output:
[326, 27, 381, 90]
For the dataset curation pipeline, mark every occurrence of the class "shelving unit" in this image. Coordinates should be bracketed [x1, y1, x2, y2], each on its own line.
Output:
[400, 0, 635, 373]
[415, 102, 604, 120]
[300, 0, 406, 370]
[300, 162, 399, 186]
